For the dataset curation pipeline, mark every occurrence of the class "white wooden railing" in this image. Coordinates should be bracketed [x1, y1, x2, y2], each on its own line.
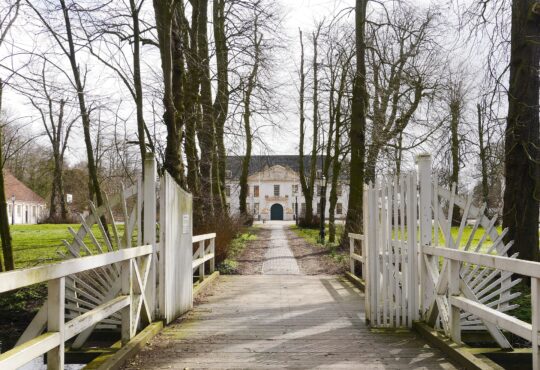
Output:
[423, 245, 540, 369]
[192, 233, 216, 282]
[348, 233, 365, 280]
[0, 245, 153, 369]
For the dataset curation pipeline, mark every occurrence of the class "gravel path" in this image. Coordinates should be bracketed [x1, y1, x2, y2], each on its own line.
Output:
[261, 224, 300, 275]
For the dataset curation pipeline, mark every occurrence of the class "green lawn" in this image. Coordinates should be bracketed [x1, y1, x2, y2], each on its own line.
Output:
[11, 223, 127, 269]
[290, 224, 347, 263]
[218, 227, 258, 274]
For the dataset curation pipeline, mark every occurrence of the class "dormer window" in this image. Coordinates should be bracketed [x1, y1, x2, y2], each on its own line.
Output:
[225, 170, 232, 179]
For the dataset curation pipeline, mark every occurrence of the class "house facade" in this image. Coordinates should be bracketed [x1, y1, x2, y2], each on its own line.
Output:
[225, 156, 349, 221]
[4, 171, 47, 224]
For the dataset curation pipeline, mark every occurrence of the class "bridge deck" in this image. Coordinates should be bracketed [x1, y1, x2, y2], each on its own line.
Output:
[125, 275, 457, 369]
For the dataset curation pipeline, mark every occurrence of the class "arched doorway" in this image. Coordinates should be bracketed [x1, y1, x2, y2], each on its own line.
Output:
[270, 204, 284, 220]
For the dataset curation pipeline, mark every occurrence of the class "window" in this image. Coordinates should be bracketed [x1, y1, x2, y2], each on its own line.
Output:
[317, 185, 322, 196]
[33, 206, 36, 217]
[317, 203, 321, 215]
[336, 184, 342, 196]
[17, 205, 21, 216]
[225, 170, 232, 179]
[316, 169, 322, 179]
[274, 185, 280, 196]
[301, 203, 306, 216]
[254, 203, 259, 214]
[254, 185, 259, 197]
[7, 204, 11, 217]
[337, 203, 343, 215]
[292, 184, 298, 194]
[225, 185, 231, 197]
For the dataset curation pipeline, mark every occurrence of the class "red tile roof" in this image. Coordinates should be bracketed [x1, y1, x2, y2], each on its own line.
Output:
[3, 171, 46, 204]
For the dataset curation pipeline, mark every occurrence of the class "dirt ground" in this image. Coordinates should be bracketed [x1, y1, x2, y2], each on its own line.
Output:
[234, 226, 271, 274]
[233, 225, 347, 275]
[285, 227, 348, 275]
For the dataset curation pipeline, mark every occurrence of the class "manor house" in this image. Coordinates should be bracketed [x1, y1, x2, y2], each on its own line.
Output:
[225, 156, 349, 221]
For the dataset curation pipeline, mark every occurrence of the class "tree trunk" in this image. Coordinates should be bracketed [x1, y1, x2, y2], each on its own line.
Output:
[503, 0, 540, 262]
[364, 145, 380, 185]
[213, 0, 228, 212]
[59, 0, 105, 210]
[450, 98, 461, 225]
[344, 0, 368, 241]
[477, 103, 489, 210]
[308, 29, 320, 222]
[129, 0, 148, 172]
[298, 30, 313, 224]
[181, 1, 201, 199]
[196, 0, 217, 214]
[154, 0, 186, 188]
[0, 80, 12, 270]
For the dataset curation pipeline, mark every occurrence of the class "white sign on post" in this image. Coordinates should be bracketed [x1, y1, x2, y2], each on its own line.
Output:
[183, 214, 190, 234]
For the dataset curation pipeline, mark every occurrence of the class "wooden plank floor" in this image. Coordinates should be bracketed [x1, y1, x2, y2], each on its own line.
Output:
[124, 275, 458, 369]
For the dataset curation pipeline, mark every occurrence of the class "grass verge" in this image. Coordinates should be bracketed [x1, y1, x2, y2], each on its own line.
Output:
[290, 224, 347, 263]
[217, 227, 258, 274]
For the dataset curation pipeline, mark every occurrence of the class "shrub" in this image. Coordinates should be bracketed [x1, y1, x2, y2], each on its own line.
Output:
[194, 212, 245, 265]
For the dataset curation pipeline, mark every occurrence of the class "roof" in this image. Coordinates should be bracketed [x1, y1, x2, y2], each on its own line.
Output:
[3, 171, 46, 204]
[226, 155, 348, 180]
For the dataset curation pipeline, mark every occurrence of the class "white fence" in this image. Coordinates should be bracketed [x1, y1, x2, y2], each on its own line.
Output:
[0, 155, 218, 370]
[349, 154, 540, 369]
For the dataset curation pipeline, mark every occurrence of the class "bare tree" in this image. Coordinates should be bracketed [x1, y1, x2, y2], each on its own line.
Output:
[26, 62, 77, 221]
[0, 0, 21, 271]
[344, 0, 368, 240]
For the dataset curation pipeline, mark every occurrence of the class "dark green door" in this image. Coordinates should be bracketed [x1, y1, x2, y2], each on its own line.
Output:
[270, 204, 284, 220]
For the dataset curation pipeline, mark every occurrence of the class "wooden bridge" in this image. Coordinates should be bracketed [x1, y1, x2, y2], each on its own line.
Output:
[0, 154, 539, 369]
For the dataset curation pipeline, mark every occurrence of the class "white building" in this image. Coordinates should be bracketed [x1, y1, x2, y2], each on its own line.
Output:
[225, 156, 349, 221]
[4, 171, 47, 224]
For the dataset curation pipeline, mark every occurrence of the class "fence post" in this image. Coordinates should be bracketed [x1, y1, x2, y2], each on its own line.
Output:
[365, 184, 376, 325]
[532, 278, 540, 370]
[47, 277, 65, 370]
[349, 237, 355, 276]
[417, 154, 432, 320]
[121, 259, 134, 344]
[407, 172, 418, 326]
[448, 259, 461, 344]
[209, 238, 215, 273]
[143, 154, 157, 320]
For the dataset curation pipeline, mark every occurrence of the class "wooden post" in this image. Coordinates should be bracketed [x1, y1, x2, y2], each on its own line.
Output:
[198, 240, 205, 282]
[47, 277, 65, 370]
[363, 184, 371, 324]
[417, 154, 432, 319]
[143, 154, 157, 320]
[209, 238, 215, 273]
[532, 278, 540, 370]
[448, 258, 461, 344]
[407, 172, 418, 326]
[349, 237, 355, 276]
[121, 259, 134, 344]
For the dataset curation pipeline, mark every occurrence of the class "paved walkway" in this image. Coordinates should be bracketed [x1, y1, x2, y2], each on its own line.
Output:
[261, 224, 300, 275]
[125, 225, 457, 369]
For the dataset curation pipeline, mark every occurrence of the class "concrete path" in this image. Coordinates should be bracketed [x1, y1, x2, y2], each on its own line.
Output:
[261, 224, 300, 275]
[125, 275, 456, 369]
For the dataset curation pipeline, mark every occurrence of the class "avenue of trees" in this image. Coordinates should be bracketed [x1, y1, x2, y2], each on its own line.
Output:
[0, 0, 538, 271]
[295, 0, 539, 261]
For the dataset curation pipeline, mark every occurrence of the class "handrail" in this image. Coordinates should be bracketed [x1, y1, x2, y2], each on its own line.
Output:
[192, 233, 216, 243]
[423, 244, 540, 368]
[0, 245, 153, 294]
[423, 245, 540, 279]
[192, 234, 216, 283]
[0, 244, 154, 370]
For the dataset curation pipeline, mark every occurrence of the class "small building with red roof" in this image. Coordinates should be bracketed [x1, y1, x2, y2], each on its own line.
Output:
[4, 171, 47, 224]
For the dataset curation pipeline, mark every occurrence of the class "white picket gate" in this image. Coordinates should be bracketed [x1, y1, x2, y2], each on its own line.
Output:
[349, 153, 540, 369]
[362, 172, 418, 328]
[0, 154, 218, 370]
